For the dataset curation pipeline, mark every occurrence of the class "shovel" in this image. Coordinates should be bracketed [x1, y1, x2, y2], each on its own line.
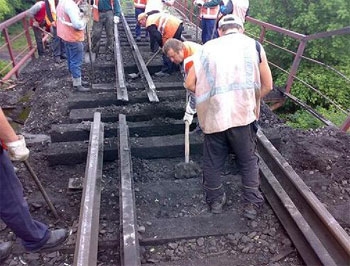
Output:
[128, 49, 161, 79]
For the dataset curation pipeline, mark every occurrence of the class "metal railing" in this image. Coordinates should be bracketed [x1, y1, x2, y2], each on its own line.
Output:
[173, 1, 350, 132]
[0, 10, 49, 85]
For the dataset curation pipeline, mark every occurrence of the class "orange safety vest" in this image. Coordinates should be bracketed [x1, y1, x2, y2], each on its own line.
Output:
[56, 1, 84, 42]
[146, 13, 182, 46]
[92, 0, 114, 21]
[183, 41, 201, 74]
[45, 0, 57, 27]
[200, 0, 219, 20]
[134, 0, 147, 9]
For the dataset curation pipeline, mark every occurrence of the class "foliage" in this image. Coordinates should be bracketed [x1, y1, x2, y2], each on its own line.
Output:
[281, 106, 347, 129]
[249, 0, 350, 129]
[0, 0, 34, 22]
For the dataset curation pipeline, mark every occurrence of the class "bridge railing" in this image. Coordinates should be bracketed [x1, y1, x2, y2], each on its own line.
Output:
[0, 10, 49, 86]
[173, 1, 350, 132]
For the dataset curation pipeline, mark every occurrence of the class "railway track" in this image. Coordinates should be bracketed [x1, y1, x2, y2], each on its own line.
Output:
[34, 6, 350, 266]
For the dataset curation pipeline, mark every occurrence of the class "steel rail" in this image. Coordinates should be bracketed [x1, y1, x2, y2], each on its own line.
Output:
[120, 14, 159, 102]
[257, 130, 350, 266]
[118, 114, 141, 266]
[73, 112, 104, 266]
[114, 21, 128, 101]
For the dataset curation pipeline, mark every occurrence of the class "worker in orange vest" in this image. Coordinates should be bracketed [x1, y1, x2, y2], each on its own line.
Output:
[138, 12, 184, 77]
[134, 0, 147, 41]
[45, 0, 67, 64]
[27, 1, 48, 56]
[193, 0, 220, 43]
[91, 0, 121, 59]
[57, 0, 90, 92]
[163, 38, 202, 126]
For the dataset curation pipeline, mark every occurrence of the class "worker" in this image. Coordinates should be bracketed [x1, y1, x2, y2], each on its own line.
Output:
[91, 0, 121, 59]
[138, 12, 184, 77]
[193, 0, 220, 43]
[27, 0, 48, 57]
[45, 0, 67, 64]
[57, 0, 90, 92]
[184, 15, 273, 218]
[134, 0, 147, 41]
[163, 38, 202, 126]
[219, 0, 249, 22]
[0, 108, 68, 262]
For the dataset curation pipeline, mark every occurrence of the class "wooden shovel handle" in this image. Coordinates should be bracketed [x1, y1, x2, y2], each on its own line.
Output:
[185, 120, 190, 163]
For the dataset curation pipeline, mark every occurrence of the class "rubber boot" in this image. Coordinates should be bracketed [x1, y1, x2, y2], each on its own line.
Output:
[72, 77, 90, 92]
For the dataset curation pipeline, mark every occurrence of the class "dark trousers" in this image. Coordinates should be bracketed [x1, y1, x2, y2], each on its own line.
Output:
[33, 27, 45, 56]
[135, 7, 145, 37]
[201, 18, 217, 44]
[0, 148, 49, 251]
[161, 24, 184, 73]
[51, 26, 66, 58]
[91, 10, 114, 53]
[202, 122, 264, 206]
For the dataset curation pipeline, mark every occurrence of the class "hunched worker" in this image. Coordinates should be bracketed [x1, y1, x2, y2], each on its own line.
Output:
[184, 15, 273, 218]
[138, 11, 184, 77]
[163, 38, 202, 126]
[0, 107, 68, 262]
[27, 0, 48, 57]
[91, 0, 121, 58]
[45, 0, 67, 64]
[57, 0, 90, 92]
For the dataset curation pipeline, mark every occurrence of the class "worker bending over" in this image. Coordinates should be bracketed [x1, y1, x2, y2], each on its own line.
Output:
[138, 12, 184, 77]
[184, 15, 272, 218]
[163, 38, 202, 126]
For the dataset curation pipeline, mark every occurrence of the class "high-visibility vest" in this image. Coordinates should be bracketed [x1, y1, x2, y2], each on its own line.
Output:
[56, 0, 84, 42]
[30, 1, 47, 26]
[183, 41, 202, 74]
[92, 0, 114, 21]
[134, 0, 147, 9]
[200, 0, 219, 20]
[45, 0, 58, 27]
[146, 13, 182, 45]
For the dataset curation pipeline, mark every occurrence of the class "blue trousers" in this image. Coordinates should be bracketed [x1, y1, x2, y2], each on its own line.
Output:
[135, 7, 145, 37]
[202, 122, 264, 206]
[51, 26, 66, 58]
[0, 148, 49, 251]
[64, 41, 84, 79]
[201, 18, 217, 44]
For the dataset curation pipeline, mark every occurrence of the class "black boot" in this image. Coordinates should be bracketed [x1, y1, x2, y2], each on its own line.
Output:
[0, 242, 12, 261]
[74, 85, 91, 92]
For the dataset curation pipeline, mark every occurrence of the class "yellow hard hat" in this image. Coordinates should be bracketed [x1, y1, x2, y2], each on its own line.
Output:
[138, 12, 148, 22]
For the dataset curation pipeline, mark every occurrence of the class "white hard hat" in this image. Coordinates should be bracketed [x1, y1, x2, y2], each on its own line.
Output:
[218, 14, 244, 29]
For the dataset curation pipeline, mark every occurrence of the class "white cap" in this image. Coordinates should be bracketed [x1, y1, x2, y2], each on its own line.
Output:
[218, 15, 244, 29]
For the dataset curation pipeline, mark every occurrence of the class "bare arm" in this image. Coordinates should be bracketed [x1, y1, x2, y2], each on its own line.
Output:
[0, 108, 19, 143]
[184, 66, 196, 92]
[259, 48, 273, 98]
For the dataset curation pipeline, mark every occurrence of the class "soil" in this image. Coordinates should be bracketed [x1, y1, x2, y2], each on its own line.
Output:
[1, 22, 349, 266]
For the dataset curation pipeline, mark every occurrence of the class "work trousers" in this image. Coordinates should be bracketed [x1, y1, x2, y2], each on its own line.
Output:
[91, 10, 114, 53]
[201, 18, 217, 44]
[161, 24, 184, 73]
[0, 148, 49, 251]
[64, 41, 84, 79]
[51, 26, 66, 58]
[202, 122, 264, 206]
[135, 7, 145, 37]
[33, 27, 45, 56]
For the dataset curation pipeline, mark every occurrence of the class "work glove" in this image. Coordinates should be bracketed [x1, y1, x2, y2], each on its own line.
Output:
[32, 21, 39, 28]
[183, 93, 196, 125]
[114, 16, 120, 24]
[6, 135, 30, 161]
